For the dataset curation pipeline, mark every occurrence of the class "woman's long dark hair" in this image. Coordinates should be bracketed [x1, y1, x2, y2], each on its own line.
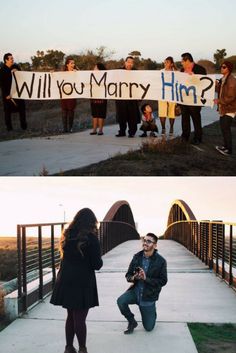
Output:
[165, 56, 177, 71]
[64, 57, 75, 71]
[59, 208, 98, 257]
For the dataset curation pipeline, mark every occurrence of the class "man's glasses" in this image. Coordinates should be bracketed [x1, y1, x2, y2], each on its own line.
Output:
[142, 238, 155, 245]
[221, 65, 227, 69]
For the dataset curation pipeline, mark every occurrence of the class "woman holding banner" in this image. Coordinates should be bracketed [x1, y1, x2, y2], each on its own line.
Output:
[158, 56, 178, 135]
[90, 63, 107, 135]
[61, 57, 77, 133]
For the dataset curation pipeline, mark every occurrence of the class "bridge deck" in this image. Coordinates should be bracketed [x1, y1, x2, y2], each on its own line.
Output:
[1, 239, 236, 353]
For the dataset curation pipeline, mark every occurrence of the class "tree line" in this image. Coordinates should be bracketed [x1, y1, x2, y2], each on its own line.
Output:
[0, 46, 235, 72]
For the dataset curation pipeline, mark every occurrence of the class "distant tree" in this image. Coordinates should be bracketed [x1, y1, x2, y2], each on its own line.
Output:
[44, 50, 65, 70]
[197, 59, 215, 73]
[31, 50, 45, 70]
[128, 50, 141, 58]
[106, 59, 123, 69]
[70, 50, 97, 70]
[96, 46, 115, 62]
[213, 49, 227, 69]
[139, 58, 159, 70]
[31, 50, 65, 70]
[19, 62, 31, 71]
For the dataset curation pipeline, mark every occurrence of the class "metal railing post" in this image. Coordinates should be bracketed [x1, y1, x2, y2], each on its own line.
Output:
[208, 222, 213, 269]
[51, 225, 56, 286]
[229, 225, 233, 285]
[38, 226, 43, 300]
[17, 225, 22, 307]
[21, 226, 27, 312]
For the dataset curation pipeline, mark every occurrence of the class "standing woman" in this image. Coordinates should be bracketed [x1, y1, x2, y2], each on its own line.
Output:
[61, 57, 77, 133]
[90, 63, 107, 135]
[50, 208, 103, 353]
[158, 56, 178, 135]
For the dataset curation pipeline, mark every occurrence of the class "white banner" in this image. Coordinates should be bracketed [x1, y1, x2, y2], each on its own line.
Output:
[11, 70, 216, 107]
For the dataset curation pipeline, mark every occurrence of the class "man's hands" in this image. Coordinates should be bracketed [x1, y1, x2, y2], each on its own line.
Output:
[133, 267, 146, 281]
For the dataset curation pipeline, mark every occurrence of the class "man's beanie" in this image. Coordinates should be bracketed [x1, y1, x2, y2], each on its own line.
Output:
[222, 61, 234, 73]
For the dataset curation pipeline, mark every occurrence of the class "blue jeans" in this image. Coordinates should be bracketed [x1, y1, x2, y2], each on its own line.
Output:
[117, 289, 157, 331]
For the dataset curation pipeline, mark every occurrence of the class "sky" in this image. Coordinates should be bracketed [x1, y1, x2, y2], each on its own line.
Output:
[0, 0, 235, 64]
[0, 177, 236, 237]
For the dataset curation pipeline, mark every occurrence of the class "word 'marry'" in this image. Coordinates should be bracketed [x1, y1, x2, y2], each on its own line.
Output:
[11, 70, 215, 107]
[89, 72, 150, 100]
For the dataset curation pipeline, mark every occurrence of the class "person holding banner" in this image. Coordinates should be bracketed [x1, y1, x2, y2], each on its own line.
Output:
[0, 53, 27, 131]
[90, 63, 107, 135]
[61, 57, 77, 133]
[158, 56, 178, 135]
[180, 52, 206, 144]
[115, 56, 141, 137]
[215, 61, 236, 156]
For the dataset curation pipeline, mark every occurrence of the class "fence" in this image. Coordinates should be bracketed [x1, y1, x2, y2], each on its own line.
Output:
[16, 219, 139, 314]
[164, 220, 236, 289]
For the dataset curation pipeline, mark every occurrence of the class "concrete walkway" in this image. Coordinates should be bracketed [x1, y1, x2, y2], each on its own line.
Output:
[0, 107, 218, 176]
[0, 240, 236, 353]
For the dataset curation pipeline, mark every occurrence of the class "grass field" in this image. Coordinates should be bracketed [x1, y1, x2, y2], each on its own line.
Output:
[188, 323, 236, 353]
[0, 237, 17, 282]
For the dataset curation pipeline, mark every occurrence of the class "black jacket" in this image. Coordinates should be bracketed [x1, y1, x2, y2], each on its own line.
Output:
[125, 249, 167, 301]
[50, 232, 103, 309]
[0, 63, 20, 99]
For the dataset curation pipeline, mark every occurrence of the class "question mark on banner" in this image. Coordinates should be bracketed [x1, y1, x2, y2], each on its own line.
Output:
[200, 77, 214, 104]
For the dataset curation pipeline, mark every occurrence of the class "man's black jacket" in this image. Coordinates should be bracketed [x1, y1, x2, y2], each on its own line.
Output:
[125, 249, 167, 301]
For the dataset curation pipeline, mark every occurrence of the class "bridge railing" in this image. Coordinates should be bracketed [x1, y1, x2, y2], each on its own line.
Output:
[164, 220, 236, 289]
[16, 219, 139, 314]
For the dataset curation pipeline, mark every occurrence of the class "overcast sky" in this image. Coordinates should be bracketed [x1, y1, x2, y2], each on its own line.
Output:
[0, 177, 236, 237]
[0, 0, 235, 63]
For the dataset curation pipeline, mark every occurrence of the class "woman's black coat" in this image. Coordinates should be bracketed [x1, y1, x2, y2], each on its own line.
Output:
[50, 233, 103, 309]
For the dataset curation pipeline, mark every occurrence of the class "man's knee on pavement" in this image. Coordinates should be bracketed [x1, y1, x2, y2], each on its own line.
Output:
[143, 322, 156, 332]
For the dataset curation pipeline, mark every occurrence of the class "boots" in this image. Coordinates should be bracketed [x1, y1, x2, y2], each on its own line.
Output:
[64, 346, 77, 353]
[124, 319, 138, 334]
[78, 347, 88, 353]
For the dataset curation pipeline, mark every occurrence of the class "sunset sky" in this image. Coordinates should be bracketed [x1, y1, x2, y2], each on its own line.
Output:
[0, 0, 235, 63]
[0, 177, 236, 237]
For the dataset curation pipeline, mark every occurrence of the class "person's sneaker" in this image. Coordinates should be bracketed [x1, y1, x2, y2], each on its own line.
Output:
[139, 132, 147, 137]
[128, 134, 134, 138]
[90, 131, 97, 135]
[150, 132, 156, 137]
[215, 145, 226, 151]
[98, 131, 104, 135]
[215, 146, 232, 155]
[124, 319, 138, 334]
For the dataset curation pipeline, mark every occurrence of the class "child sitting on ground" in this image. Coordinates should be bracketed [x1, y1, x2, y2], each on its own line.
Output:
[139, 103, 158, 137]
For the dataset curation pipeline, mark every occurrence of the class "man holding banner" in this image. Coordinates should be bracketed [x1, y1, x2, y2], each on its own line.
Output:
[0, 53, 27, 131]
[180, 52, 206, 145]
[115, 57, 141, 137]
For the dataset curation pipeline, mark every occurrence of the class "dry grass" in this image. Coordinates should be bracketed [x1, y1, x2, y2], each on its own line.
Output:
[0, 99, 116, 141]
[59, 120, 236, 176]
[0, 287, 6, 318]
